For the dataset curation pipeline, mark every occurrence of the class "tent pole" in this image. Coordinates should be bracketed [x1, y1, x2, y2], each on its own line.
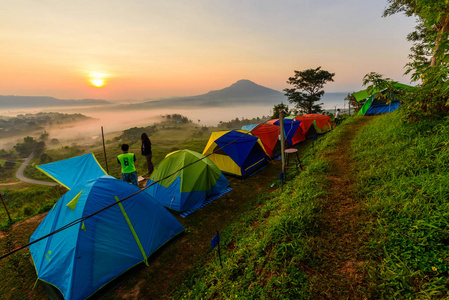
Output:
[101, 126, 109, 174]
[280, 110, 286, 182]
[0, 192, 11, 222]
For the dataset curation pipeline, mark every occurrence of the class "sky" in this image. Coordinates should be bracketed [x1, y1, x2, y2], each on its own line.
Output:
[0, 0, 418, 100]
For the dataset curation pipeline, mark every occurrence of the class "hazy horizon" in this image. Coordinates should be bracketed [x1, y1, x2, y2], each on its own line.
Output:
[1, 1, 416, 101]
[0, 91, 347, 150]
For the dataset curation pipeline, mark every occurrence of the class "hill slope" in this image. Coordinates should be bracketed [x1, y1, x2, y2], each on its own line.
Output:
[0, 95, 111, 109]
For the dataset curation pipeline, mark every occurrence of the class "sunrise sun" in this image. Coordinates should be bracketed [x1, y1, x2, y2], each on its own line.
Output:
[90, 78, 104, 87]
[89, 72, 108, 88]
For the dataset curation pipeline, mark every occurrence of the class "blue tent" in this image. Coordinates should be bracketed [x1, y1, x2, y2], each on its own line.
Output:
[203, 130, 268, 177]
[272, 119, 305, 146]
[37, 153, 107, 189]
[29, 175, 184, 300]
[144, 150, 229, 212]
[241, 123, 259, 131]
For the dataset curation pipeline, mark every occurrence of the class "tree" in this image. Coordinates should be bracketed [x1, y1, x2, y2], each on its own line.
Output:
[13, 136, 45, 157]
[271, 103, 290, 119]
[284, 67, 335, 114]
[383, 0, 449, 118]
[344, 93, 359, 113]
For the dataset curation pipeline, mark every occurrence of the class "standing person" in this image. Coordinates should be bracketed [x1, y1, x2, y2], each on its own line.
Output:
[141, 133, 154, 175]
[117, 143, 138, 186]
[335, 109, 340, 127]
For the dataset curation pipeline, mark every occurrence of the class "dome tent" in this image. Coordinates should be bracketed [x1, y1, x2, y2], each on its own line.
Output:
[267, 118, 305, 146]
[29, 175, 184, 300]
[144, 149, 229, 212]
[203, 130, 268, 178]
[295, 114, 332, 138]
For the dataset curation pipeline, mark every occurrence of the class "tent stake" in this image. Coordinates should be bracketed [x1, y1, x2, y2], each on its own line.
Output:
[101, 126, 109, 174]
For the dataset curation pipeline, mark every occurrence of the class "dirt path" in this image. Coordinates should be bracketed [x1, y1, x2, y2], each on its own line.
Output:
[310, 117, 373, 299]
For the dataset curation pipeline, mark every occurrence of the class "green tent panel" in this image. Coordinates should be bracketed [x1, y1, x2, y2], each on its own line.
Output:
[145, 149, 229, 212]
[358, 98, 373, 115]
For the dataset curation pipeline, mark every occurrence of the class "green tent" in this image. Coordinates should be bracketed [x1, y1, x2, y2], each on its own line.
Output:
[144, 149, 229, 212]
[354, 83, 415, 115]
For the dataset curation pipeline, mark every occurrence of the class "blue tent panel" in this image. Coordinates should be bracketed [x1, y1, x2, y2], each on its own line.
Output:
[273, 119, 302, 146]
[241, 124, 259, 131]
[215, 131, 258, 166]
[30, 175, 184, 300]
[365, 102, 401, 115]
[37, 153, 107, 189]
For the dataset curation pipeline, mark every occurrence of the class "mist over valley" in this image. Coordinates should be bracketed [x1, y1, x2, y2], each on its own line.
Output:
[0, 80, 348, 150]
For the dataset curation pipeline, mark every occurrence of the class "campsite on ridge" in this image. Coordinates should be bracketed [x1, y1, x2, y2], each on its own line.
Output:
[2, 0, 449, 298]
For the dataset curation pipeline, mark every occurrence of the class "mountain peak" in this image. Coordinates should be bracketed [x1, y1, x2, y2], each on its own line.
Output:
[204, 79, 282, 98]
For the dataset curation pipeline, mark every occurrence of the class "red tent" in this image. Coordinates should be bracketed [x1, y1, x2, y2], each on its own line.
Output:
[249, 123, 281, 158]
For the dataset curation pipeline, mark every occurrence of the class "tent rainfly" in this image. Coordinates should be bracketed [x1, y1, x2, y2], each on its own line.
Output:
[203, 130, 268, 177]
[29, 175, 184, 300]
[353, 83, 415, 116]
[145, 149, 229, 212]
[241, 123, 281, 158]
[295, 114, 332, 138]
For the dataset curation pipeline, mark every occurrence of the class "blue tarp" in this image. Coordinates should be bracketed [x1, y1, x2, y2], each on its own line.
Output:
[29, 175, 184, 300]
[365, 102, 401, 115]
[37, 153, 107, 189]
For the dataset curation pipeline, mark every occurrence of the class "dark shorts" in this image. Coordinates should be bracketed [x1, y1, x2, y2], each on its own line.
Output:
[121, 171, 138, 186]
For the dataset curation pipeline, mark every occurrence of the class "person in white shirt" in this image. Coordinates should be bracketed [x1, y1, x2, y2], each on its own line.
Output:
[335, 109, 340, 126]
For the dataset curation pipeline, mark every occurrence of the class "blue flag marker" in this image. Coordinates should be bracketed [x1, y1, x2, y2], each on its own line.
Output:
[211, 231, 223, 268]
[211, 232, 220, 250]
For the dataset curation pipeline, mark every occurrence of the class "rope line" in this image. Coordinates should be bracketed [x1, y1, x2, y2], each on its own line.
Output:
[0, 130, 260, 261]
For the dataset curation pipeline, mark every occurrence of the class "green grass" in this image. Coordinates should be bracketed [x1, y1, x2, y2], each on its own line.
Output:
[9, 111, 446, 298]
[174, 141, 329, 299]
[352, 112, 449, 298]
[0, 185, 67, 230]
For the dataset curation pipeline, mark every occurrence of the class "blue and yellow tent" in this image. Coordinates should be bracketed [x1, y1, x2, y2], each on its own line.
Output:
[203, 130, 268, 177]
[144, 149, 229, 212]
[29, 175, 184, 300]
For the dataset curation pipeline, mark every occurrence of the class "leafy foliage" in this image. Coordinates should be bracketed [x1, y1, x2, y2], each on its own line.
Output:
[13, 136, 45, 158]
[271, 103, 290, 119]
[284, 67, 335, 114]
[382, 0, 449, 118]
[217, 116, 268, 130]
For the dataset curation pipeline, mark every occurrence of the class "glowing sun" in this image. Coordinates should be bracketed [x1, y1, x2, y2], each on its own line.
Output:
[89, 72, 108, 87]
[90, 78, 105, 87]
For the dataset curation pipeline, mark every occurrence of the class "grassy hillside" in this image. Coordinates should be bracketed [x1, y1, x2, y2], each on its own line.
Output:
[173, 112, 449, 298]
[2, 111, 446, 298]
[352, 113, 449, 298]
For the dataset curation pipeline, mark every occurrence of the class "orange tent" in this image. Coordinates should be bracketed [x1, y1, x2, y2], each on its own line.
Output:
[295, 114, 332, 138]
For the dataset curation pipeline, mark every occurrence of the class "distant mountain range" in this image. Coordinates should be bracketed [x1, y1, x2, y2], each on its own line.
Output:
[0, 96, 111, 109]
[0, 80, 348, 110]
